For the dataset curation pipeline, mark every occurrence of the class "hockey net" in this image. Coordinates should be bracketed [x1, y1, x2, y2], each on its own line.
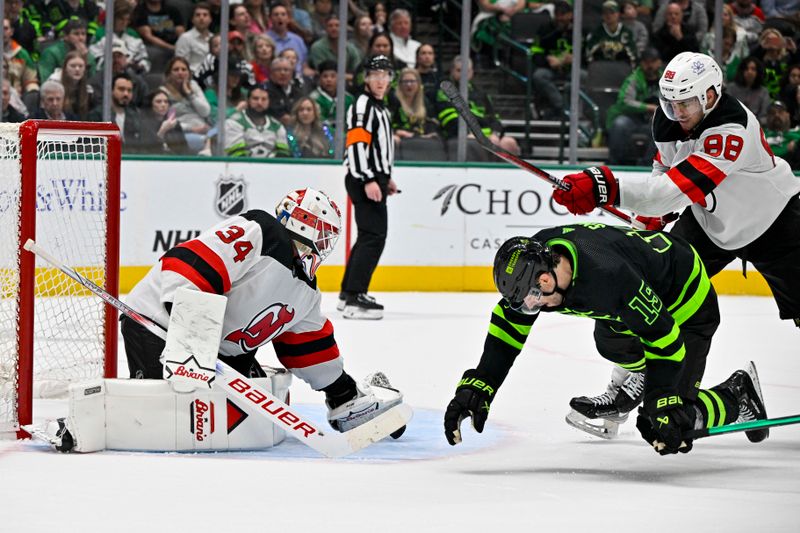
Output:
[0, 121, 121, 438]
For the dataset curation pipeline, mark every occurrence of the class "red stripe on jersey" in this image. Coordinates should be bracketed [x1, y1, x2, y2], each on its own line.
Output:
[178, 240, 232, 293]
[274, 320, 334, 345]
[666, 167, 707, 204]
[162, 257, 216, 293]
[685, 154, 726, 186]
[277, 345, 340, 369]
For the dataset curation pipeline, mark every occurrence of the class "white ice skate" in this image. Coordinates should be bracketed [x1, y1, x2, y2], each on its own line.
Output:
[565, 367, 645, 439]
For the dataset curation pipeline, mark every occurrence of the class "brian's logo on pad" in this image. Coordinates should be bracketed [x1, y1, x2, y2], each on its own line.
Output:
[190, 399, 215, 441]
[164, 355, 216, 388]
[225, 304, 295, 351]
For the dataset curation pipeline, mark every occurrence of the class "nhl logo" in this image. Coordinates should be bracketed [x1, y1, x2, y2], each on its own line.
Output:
[215, 175, 247, 217]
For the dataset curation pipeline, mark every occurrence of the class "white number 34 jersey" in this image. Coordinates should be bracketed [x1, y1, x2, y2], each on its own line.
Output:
[619, 94, 800, 249]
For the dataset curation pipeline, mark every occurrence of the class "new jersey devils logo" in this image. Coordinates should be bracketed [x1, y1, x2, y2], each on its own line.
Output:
[225, 304, 295, 351]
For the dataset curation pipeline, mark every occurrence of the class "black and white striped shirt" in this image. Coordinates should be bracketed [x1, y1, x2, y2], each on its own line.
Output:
[344, 93, 394, 181]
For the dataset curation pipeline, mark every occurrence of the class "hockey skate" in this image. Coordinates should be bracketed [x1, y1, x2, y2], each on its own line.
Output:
[23, 418, 75, 453]
[716, 361, 769, 443]
[342, 293, 384, 320]
[328, 372, 405, 438]
[565, 368, 645, 439]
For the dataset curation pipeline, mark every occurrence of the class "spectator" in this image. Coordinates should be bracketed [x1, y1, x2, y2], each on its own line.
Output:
[160, 56, 211, 153]
[753, 28, 800, 101]
[285, 0, 313, 42]
[265, 56, 307, 125]
[251, 34, 276, 84]
[620, 0, 648, 55]
[760, 0, 800, 18]
[225, 84, 290, 157]
[52, 50, 97, 120]
[244, 0, 270, 34]
[780, 64, 800, 127]
[389, 67, 439, 141]
[309, 59, 353, 124]
[700, 5, 749, 80]
[4, 17, 39, 100]
[351, 14, 374, 58]
[286, 96, 334, 158]
[605, 47, 662, 165]
[31, 80, 77, 120]
[730, 0, 765, 43]
[2, 79, 27, 122]
[40, 0, 100, 41]
[279, 47, 315, 91]
[228, 30, 250, 61]
[369, 2, 388, 34]
[140, 88, 190, 154]
[2, 55, 29, 115]
[471, 0, 525, 52]
[5, 0, 41, 58]
[89, 73, 153, 153]
[229, 4, 254, 41]
[763, 100, 800, 168]
[310, 0, 335, 42]
[175, 2, 214, 71]
[652, 0, 708, 45]
[309, 14, 362, 81]
[726, 56, 771, 126]
[134, 0, 185, 71]
[38, 18, 96, 83]
[204, 60, 248, 124]
[585, 1, 638, 66]
[90, 4, 150, 74]
[352, 31, 405, 91]
[415, 43, 440, 103]
[435, 55, 520, 155]
[387, 8, 420, 68]
[194, 34, 256, 90]
[89, 39, 149, 107]
[531, 0, 574, 119]
[267, 1, 314, 77]
[652, 1, 699, 63]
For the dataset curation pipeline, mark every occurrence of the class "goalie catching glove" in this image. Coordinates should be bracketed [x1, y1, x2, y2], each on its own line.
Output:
[444, 369, 497, 445]
[553, 166, 618, 215]
[636, 393, 695, 455]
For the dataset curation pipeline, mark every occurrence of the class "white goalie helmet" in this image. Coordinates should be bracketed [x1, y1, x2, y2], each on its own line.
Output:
[659, 52, 723, 121]
[275, 188, 341, 279]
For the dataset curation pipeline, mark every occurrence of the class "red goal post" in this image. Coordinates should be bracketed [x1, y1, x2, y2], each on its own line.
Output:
[0, 120, 121, 439]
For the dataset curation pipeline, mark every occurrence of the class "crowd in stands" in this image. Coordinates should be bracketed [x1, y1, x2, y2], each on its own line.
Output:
[0, 0, 798, 168]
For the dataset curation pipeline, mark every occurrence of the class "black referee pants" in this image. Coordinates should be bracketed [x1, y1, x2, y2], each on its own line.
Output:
[671, 195, 800, 322]
[341, 174, 389, 295]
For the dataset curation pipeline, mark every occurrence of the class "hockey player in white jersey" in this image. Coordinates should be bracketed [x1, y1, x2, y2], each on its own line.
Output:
[122, 188, 405, 435]
[552, 52, 800, 437]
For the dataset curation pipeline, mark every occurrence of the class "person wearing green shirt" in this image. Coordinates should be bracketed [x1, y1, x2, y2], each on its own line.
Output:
[38, 18, 96, 82]
[308, 14, 362, 84]
[309, 60, 354, 126]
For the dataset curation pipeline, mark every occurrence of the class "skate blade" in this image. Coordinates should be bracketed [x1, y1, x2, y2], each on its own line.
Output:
[342, 307, 383, 320]
[745, 361, 769, 442]
[565, 410, 621, 440]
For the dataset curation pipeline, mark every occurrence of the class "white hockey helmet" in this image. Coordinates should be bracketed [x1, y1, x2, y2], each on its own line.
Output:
[659, 52, 723, 121]
[275, 188, 341, 279]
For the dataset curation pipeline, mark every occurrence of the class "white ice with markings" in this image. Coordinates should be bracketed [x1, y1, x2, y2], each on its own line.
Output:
[1, 293, 798, 532]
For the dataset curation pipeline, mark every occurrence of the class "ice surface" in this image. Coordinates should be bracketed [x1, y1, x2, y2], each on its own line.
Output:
[1, 293, 798, 532]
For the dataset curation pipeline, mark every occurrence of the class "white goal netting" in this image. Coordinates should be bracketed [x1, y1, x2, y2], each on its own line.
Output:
[0, 122, 116, 435]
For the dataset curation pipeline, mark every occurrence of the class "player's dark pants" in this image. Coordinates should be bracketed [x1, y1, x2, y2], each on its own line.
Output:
[593, 287, 720, 400]
[341, 174, 389, 295]
[120, 315, 266, 379]
[671, 195, 800, 323]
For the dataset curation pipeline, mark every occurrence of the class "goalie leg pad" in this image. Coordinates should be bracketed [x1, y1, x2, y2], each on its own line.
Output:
[57, 373, 292, 452]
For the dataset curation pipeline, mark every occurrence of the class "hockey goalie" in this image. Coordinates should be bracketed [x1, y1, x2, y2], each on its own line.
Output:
[35, 188, 408, 454]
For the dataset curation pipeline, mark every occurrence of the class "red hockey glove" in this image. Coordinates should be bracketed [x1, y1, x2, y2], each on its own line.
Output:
[553, 166, 619, 215]
[633, 212, 679, 231]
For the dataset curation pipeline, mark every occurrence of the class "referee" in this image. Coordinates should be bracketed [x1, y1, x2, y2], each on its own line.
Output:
[339, 55, 398, 320]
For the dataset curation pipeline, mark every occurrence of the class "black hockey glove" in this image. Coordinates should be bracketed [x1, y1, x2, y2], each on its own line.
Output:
[444, 369, 497, 446]
[636, 394, 694, 456]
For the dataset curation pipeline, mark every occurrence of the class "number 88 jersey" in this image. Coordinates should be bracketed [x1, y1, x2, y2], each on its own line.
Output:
[618, 94, 800, 250]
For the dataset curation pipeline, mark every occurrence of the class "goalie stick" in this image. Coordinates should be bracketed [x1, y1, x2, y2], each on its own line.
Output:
[22, 239, 412, 458]
[438, 80, 644, 229]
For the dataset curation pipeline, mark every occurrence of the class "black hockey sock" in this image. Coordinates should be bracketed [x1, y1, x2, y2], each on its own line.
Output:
[322, 372, 358, 408]
[694, 387, 738, 428]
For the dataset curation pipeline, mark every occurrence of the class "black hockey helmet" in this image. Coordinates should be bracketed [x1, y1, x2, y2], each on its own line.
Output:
[493, 237, 555, 313]
[365, 54, 394, 74]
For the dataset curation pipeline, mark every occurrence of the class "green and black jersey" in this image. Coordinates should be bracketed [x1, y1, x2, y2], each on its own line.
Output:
[478, 223, 712, 397]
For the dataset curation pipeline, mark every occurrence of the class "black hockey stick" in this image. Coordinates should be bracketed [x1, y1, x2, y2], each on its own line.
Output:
[687, 413, 800, 440]
[439, 80, 644, 229]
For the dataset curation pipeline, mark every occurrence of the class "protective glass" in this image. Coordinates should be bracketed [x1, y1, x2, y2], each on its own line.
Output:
[509, 285, 545, 315]
[659, 95, 702, 122]
[285, 206, 340, 279]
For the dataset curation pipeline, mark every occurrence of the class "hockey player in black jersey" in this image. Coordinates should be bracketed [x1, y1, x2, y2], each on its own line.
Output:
[552, 52, 800, 437]
[443, 225, 768, 455]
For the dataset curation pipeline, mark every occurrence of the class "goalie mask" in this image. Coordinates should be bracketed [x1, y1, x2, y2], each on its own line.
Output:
[275, 188, 341, 279]
[659, 52, 723, 124]
[493, 237, 557, 315]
